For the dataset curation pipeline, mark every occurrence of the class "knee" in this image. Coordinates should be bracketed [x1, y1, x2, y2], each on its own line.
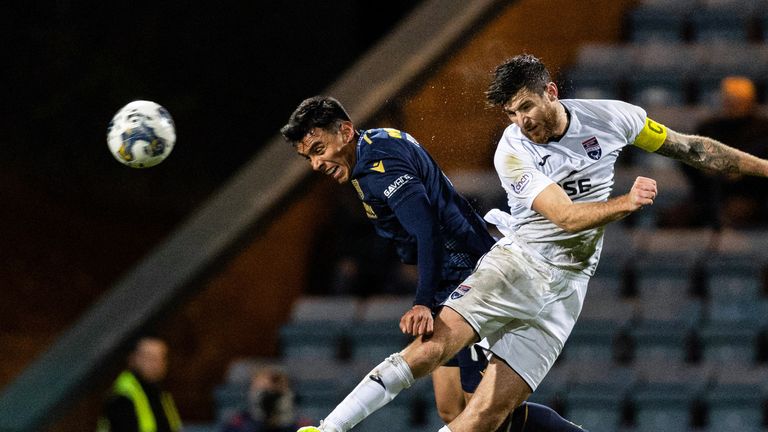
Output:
[462, 405, 511, 431]
[436, 398, 464, 424]
[402, 339, 452, 378]
[437, 406, 461, 424]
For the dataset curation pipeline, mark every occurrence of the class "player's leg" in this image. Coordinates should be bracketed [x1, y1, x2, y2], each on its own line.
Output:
[504, 401, 588, 431]
[315, 307, 477, 432]
[432, 340, 487, 423]
[431, 365, 465, 423]
[441, 356, 531, 432]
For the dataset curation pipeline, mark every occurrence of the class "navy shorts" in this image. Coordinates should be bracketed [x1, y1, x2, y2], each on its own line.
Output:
[442, 344, 487, 393]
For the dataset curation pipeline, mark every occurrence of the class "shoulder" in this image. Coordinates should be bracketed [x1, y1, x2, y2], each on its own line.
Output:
[563, 98, 645, 121]
[358, 128, 426, 166]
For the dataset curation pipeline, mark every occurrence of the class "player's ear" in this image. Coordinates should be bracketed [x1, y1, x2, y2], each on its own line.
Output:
[339, 121, 355, 143]
[545, 82, 559, 101]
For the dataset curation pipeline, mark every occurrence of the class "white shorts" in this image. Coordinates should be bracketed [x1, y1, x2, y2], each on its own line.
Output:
[442, 239, 588, 391]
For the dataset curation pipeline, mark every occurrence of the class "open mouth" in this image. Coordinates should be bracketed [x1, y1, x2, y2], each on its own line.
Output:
[326, 166, 338, 176]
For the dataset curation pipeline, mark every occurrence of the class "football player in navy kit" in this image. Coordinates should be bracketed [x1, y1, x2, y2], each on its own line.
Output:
[281, 96, 583, 431]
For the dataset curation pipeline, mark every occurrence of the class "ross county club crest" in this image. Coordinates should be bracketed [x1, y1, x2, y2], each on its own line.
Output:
[581, 136, 602, 160]
[450, 284, 472, 300]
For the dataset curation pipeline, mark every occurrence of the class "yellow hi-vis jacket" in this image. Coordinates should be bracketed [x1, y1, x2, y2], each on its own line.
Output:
[98, 370, 182, 432]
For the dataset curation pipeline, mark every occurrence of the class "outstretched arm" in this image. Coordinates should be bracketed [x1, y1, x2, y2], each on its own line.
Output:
[656, 128, 768, 177]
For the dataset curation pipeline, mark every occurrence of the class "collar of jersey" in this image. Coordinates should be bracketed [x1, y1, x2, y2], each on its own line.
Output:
[353, 129, 367, 174]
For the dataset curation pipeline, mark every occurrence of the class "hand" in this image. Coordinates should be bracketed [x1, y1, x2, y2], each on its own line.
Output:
[628, 176, 657, 211]
[399, 305, 434, 337]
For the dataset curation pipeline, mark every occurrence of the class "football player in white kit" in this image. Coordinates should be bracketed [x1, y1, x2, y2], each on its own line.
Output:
[297, 54, 768, 432]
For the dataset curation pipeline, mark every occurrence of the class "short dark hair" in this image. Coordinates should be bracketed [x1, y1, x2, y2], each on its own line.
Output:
[486, 54, 551, 106]
[280, 96, 351, 144]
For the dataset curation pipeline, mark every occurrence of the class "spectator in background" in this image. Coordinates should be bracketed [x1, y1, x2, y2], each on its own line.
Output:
[673, 76, 768, 228]
[221, 366, 298, 432]
[98, 335, 182, 432]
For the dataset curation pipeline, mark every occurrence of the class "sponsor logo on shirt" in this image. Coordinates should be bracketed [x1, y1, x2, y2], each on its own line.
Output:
[582, 137, 602, 160]
[512, 172, 532, 193]
[383, 174, 414, 198]
[450, 284, 472, 300]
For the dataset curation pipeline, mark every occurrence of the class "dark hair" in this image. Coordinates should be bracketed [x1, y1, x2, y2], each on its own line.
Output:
[486, 54, 551, 106]
[280, 96, 351, 143]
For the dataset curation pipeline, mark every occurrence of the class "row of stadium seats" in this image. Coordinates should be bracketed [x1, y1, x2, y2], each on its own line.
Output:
[627, 0, 768, 43]
[564, 41, 768, 108]
[214, 355, 768, 432]
[534, 357, 768, 432]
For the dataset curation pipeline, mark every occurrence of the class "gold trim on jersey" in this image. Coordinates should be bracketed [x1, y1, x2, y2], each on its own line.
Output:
[634, 117, 667, 152]
[351, 179, 377, 219]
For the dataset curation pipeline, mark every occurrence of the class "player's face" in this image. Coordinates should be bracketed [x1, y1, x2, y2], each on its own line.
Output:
[502, 83, 563, 144]
[296, 122, 357, 184]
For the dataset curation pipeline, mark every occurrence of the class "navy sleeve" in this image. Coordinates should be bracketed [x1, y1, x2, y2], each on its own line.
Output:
[391, 191, 442, 308]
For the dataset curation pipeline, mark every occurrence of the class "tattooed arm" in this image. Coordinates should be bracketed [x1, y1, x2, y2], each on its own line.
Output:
[656, 128, 768, 177]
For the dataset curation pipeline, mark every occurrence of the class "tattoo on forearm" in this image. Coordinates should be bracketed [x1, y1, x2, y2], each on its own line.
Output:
[657, 134, 740, 174]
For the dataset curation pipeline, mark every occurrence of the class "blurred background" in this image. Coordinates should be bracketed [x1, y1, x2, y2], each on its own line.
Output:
[4, 0, 768, 431]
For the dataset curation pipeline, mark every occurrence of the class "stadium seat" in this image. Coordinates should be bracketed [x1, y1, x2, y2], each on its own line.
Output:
[564, 362, 635, 432]
[350, 296, 414, 363]
[699, 321, 762, 364]
[279, 320, 349, 360]
[630, 321, 694, 364]
[213, 381, 249, 424]
[283, 357, 350, 407]
[565, 283, 634, 364]
[690, 8, 751, 42]
[347, 322, 411, 364]
[626, 42, 702, 107]
[703, 253, 765, 301]
[626, 6, 688, 42]
[704, 384, 765, 432]
[704, 362, 768, 432]
[693, 43, 768, 106]
[288, 296, 361, 322]
[645, 105, 715, 134]
[632, 383, 698, 432]
[631, 360, 712, 432]
[704, 361, 768, 432]
[359, 295, 414, 322]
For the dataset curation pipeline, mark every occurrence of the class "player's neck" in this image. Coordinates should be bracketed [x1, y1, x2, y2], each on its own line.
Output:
[549, 103, 570, 142]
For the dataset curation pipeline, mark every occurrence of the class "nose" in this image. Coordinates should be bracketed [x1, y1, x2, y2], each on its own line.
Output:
[310, 156, 323, 171]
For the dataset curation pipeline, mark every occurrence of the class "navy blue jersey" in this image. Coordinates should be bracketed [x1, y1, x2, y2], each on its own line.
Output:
[349, 128, 495, 307]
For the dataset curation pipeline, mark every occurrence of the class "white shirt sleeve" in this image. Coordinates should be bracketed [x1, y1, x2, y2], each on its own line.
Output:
[494, 134, 554, 210]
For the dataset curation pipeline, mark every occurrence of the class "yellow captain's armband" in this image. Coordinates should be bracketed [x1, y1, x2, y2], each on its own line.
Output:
[633, 117, 667, 152]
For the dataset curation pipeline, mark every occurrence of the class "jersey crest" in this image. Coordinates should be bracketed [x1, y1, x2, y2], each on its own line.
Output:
[581, 136, 602, 160]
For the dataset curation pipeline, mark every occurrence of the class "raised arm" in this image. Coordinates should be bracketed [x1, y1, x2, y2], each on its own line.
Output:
[656, 128, 768, 177]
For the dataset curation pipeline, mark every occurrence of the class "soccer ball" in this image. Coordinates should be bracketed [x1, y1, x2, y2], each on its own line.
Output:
[107, 100, 176, 168]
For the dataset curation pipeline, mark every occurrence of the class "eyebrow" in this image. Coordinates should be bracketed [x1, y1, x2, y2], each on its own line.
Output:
[504, 98, 531, 114]
[296, 140, 320, 159]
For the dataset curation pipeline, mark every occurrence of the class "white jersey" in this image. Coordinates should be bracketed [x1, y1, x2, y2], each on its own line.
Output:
[488, 99, 648, 275]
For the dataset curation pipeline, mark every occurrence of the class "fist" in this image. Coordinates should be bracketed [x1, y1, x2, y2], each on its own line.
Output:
[628, 176, 657, 211]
